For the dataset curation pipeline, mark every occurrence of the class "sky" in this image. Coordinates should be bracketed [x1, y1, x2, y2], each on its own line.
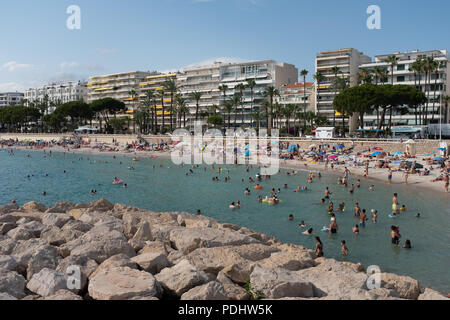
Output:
[0, 0, 449, 92]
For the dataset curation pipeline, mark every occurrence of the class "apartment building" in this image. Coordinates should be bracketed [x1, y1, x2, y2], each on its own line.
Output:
[277, 82, 315, 111]
[87, 71, 151, 116]
[0, 92, 24, 108]
[359, 49, 450, 126]
[24, 81, 87, 113]
[315, 48, 371, 127]
[177, 60, 298, 128]
[139, 73, 177, 128]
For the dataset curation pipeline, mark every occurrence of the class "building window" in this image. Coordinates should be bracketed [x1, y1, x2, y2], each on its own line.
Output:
[397, 64, 405, 71]
[397, 76, 405, 82]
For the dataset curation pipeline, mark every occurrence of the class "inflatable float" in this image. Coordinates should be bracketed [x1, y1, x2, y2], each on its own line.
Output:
[113, 180, 124, 185]
[254, 186, 264, 190]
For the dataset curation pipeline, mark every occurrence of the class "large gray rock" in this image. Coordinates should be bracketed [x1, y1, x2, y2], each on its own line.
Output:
[0, 292, 18, 300]
[40, 226, 83, 246]
[87, 199, 114, 212]
[122, 212, 141, 239]
[0, 238, 17, 255]
[295, 258, 369, 299]
[88, 254, 137, 280]
[61, 225, 135, 263]
[27, 245, 59, 280]
[131, 252, 170, 275]
[216, 271, 249, 300]
[138, 240, 171, 256]
[169, 227, 259, 254]
[56, 255, 98, 293]
[418, 288, 449, 300]
[11, 238, 48, 271]
[181, 281, 229, 300]
[22, 202, 47, 213]
[379, 273, 420, 300]
[62, 220, 92, 233]
[0, 203, 19, 215]
[0, 223, 16, 235]
[128, 222, 154, 251]
[26, 268, 68, 297]
[42, 212, 72, 228]
[40, 290, 83, 300]
[45, 202, 75, 214]
[0, 255, 19, 273]
[0, 271, 26, 298]
[7, 226, 34, 240]
[155, 259, 210, 297]
[88, 266, 161, 300]
[258, 249, 316, 271]
[77, 212, 124, 233]
[250, 265, 315, 299]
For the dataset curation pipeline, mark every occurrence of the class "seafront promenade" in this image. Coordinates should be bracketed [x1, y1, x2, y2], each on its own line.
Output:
[1, 133, 448, 156]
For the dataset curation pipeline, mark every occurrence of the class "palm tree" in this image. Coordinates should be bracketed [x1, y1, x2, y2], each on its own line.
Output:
[223, 100, 233, 129]
[443, 95, 450, 124]
[284, 104, 296, 135]
[175, 95, 188, 128]
[235, 83, 246, 126]
[331, 66, 341, 127]
[409, 62, 419, 124]
[384, 54, 399, 128]
[263, 86, 280, 132]
[300, 69, 309, 130]
[231, 93, 242, 128]
[357, 69, 372, 84]
[423, 57, 435, 124]
[163, 79, 177, 132]
[191, 91, 203, 122]
[158, 89, 166, 133]
[127, 89, 139, 133]
[313, 72, 325, 117]
[218, 84, 228, 129]
[143, 90, 155, 133]
[431, 60, 444, 122]
[246, 79, 256, 122]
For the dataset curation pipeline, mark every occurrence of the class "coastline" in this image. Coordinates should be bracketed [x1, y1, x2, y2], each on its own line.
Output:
[0, 199, 448, 300]
[4, 144, 449, 196]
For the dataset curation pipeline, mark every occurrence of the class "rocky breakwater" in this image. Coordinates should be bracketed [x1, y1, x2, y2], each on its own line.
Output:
[0, 199, 448, 301]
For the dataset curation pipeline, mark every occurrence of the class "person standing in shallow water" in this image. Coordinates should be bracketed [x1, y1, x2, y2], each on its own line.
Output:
[314, 236, 324, 257]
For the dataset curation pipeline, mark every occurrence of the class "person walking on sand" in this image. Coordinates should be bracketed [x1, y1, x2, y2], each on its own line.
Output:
[388, 168, 393, 185]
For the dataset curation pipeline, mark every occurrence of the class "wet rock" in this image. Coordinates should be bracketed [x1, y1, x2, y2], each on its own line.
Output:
[155, 259, 210, 297]
[26, 268, 67, 297]
[181, 281, 229, 300]
[0, 271, 26, 298]
[88, 266, 161, 300]
[22, 202, 47, 213]
[131, 252, 170, 275]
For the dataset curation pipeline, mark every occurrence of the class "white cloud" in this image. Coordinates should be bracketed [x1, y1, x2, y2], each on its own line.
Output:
[60, 61, 80, 69]
[0, 82, 27, 92]
[1, 61, 31, 72]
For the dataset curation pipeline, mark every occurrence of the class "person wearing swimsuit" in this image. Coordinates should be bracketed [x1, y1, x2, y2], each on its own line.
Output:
[315, 237, 324, 257]
[391, 226, 401, 245]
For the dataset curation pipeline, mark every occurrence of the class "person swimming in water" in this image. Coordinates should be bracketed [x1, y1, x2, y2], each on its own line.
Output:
[324, 187, 331, 199]
[288, 214, 294, 221]
[353, 225, 360, 235]
[359, 209, 368, 227]
[371, 209, 378, 223]
[300, 221, 307, 228]
[229, 202, 236, 210]
[303, 228, 313, 235]
[341, 240, 348, 257]
[391, 225, 401, 246]
[403, 240, 412, 249]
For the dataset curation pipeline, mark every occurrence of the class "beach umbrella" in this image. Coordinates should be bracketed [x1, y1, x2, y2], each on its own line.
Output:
[371, 152, 382, 156]
[328, 155, 338, 159]
[392, 152, 403, 156]
[337, 144, 345, 149]
[318, 152, 326, 156]
[438, 148, 446, 151]
[433, 157, 445, 161]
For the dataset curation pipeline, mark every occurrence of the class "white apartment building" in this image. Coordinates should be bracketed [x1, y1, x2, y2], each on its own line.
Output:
[315, 48, 371, 127]
[277, 82, 315, 111]
[87, 71, 151, 115]
[0, 92, 24, 108]
[360, 49, 450, 126]
[178, 60, 298, 128]
[24, 81, 87, 112]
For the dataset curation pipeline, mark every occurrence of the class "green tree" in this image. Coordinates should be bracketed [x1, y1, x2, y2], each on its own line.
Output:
[191, 91, 203, 122]
[300, 69, 309, 129]
[235, 83, 247, 125]
[263, 86, 280, 132]
[313, 72, 325, 117]
[89, 98, 126, 132]
[163, 79, 177, 132]
[331, 66, 341, 127]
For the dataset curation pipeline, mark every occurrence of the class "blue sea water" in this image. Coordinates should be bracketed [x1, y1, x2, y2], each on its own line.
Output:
[0, 148, 449, 293]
